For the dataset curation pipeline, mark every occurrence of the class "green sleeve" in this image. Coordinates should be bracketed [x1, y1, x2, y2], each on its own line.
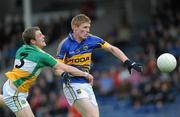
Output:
[40, 52, 57, 68]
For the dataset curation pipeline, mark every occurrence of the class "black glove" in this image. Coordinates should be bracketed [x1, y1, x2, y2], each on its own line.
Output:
[61, 72, 72, 85]
[124, 60, 143, 74]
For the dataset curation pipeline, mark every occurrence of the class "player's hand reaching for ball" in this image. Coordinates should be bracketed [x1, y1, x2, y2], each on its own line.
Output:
[124, 60, 143, 74]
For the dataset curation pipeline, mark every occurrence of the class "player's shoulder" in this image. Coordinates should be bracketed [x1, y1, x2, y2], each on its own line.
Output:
[16, 45, 30, 56]
[57, 36, 70, 52]
[88, 34, 102, 40]
[37, 48, 54, 61]
[16, 44, 25, 51]
[59, 36, 71, 46]
[87, 34, 104, 43]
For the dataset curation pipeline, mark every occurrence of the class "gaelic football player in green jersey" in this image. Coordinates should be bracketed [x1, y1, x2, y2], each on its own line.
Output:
[0, 26, 93, 117]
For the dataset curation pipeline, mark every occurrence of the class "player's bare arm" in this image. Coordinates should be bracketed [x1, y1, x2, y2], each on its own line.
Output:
[103, 42, 129, 62]
[103, 42, 143, 73]
[53, 62, 93, 80]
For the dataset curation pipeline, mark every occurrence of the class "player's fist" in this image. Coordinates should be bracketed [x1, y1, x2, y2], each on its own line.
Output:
[84, 72, 94, 85]
[124, 60, 143, 74]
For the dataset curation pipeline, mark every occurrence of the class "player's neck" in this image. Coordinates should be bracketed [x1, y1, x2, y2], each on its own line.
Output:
[73, 33, 83, 43]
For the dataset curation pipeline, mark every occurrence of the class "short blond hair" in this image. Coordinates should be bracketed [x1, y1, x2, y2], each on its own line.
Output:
[71, 14, 91, 30]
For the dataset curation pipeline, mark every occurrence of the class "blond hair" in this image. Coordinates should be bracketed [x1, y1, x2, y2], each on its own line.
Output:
[71, 14, 91, 30]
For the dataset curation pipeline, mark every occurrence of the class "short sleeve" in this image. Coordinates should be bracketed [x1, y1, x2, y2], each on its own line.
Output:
[40, 53, 57, 68]
[91, 35, 110, 48]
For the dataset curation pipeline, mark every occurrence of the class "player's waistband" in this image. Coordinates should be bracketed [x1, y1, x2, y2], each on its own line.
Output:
[4, 76, 18, 92]
[62, 76, 89, 84]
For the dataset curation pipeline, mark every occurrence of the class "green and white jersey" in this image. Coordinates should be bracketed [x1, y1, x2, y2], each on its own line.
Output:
[5, 45, 57, 92]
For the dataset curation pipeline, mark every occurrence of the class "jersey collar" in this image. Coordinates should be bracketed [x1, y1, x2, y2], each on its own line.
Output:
[69, 32, 75, 41]
[68, 32, 88, 42]
[24, 44, 43, 52]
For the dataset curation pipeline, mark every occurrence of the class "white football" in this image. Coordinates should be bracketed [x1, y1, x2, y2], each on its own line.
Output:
[157, 53, 177, 72]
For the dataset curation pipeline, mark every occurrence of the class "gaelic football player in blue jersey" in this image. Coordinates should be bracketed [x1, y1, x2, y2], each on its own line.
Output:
[0, 26, 93, 117]
[57, 14, 143, 117]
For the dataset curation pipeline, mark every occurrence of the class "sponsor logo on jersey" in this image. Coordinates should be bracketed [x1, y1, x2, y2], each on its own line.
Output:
[67, 57, 90, 63]
[65, 53, 91, 65]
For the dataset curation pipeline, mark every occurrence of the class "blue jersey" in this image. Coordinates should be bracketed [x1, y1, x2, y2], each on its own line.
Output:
[57, 32, 109, 83]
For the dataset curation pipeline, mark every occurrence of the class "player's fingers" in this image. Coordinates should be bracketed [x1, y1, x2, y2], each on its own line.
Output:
[86, 77, 93, 85]
[90, 81, 93, 86]
[89, 78, 93, 86]
[87, 74, 93, 80]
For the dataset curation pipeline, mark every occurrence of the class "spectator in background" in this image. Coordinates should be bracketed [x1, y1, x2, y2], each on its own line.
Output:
[80, 0, 96, 21]
[115, 14, 131, 48]
[98, 71, 114, 96]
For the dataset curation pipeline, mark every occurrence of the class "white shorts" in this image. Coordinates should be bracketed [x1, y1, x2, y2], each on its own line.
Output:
[3, 80, 29, 113]
[63, 83, 98, 106]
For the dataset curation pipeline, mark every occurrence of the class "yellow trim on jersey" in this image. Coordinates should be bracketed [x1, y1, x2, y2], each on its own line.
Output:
[57, 59, 64, 63]
[17, 76, 37, 92]
[5, 68, 31, 81]
[65, 53, 92, 66]
[5, 68, 38, 93]
[100, 41, 110, 48]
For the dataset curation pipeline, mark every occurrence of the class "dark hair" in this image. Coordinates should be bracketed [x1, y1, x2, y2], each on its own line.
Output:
[22, 26, 40, 45]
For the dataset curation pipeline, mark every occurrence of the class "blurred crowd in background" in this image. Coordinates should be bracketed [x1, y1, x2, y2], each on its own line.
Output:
[0, 0, 179, 117]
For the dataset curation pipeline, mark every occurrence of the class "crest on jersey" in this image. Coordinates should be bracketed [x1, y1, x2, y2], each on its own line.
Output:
[83, 44, 88, 50]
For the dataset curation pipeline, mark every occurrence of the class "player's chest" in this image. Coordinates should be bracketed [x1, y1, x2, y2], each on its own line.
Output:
[67, 41, 96, 56]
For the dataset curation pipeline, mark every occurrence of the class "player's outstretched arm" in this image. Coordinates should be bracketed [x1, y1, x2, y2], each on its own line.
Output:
[53, 62, 93, 80]
[103, 43, 128, 62]
[103, 43, 143, 74]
